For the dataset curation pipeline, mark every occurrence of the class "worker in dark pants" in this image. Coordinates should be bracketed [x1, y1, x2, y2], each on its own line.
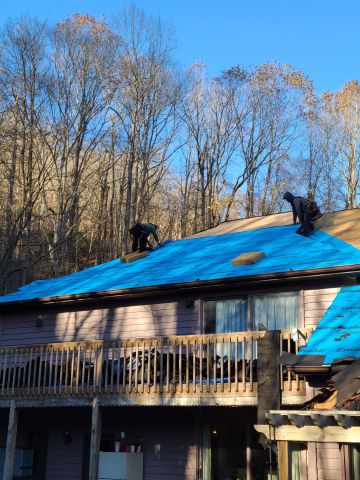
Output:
[283, 192, 322, 237]
[296, 201, 322, 236]
[129, 223, 160, 252]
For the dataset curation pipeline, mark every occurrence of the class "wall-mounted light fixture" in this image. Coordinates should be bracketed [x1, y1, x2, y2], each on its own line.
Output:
[35, 314, 46, 327]
[64, 427, 72, 444]
[184, 298, 195, 308]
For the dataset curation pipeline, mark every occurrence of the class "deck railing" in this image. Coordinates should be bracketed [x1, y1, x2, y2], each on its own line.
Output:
[0, 329, 312, 402]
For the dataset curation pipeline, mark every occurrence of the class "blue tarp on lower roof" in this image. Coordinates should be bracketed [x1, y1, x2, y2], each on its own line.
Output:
[298, 285, 360, 364]
[1, 224, 360, 304]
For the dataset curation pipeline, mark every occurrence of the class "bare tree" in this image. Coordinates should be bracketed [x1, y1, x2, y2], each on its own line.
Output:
[322, 80, 360, 209]
[0, 16, 48, 292]
[181, 63, 239, 231]
[39, 14, 117, 275]
[110, 6, 182, 253]
[223, 63, 311, 219]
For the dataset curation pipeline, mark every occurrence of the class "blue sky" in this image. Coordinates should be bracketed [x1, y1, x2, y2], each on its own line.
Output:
[1, 0, 359, 93]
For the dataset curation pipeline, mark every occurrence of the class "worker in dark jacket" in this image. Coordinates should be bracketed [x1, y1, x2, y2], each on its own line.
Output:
[283, 192, 322, 237]
[129, 223, 160, 252]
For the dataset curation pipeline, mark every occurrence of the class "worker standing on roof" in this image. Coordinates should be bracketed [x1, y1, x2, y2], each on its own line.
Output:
[129, 223, 160, 252]
[283, 192, 322, 237]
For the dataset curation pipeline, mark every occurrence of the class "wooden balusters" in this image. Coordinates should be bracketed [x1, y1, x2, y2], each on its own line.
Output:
[0, 328, 312, 402]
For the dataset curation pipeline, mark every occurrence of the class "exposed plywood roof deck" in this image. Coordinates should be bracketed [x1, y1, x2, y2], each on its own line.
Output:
[315, 208, 360, 249]
[189, 212, 293, 237]
[191, 208, 360, 250]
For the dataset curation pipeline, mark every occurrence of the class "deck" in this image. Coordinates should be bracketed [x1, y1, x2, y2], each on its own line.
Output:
[0, 329, 312, 407]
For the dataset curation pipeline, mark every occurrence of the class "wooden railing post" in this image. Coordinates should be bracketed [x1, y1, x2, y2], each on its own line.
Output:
[89, 397, 101, 480]
[3, 400, 18, 480]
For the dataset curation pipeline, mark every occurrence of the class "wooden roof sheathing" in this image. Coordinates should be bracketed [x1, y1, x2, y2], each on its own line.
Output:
[314, 208, 360, 249]
[189, 212, 293, 237]
[190, 208, 360, 248]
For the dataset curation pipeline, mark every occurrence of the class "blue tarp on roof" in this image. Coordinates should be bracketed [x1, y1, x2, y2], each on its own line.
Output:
[1, 224, 360, 304]
[298, 285, 360, 364]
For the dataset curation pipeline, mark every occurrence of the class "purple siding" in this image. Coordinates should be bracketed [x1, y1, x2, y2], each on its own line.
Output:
[0, 286, 340, 347]
[316, 442, 344, 480]
[102, 407, 198, 480]
[304, 288, 339, 329]
[46, 429, 84, 480]
[0, 299, 199, 346]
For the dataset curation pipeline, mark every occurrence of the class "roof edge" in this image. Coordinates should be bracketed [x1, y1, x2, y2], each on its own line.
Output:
[1, 264, 360, 310]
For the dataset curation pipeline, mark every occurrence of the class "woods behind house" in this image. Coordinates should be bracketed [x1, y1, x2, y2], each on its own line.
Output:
[0, 8, 359, 294]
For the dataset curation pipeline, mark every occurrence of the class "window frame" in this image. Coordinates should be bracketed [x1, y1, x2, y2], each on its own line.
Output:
[201, 290, 302, 334]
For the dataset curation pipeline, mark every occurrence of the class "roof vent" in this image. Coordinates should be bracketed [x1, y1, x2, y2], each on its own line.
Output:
[232, 251, 264, 266]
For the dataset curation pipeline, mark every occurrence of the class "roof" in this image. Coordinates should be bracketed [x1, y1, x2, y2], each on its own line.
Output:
[189, 211, 293, 237]
[298, 285, 360, 364]
[1, 209, 360, 305]
[191, 208, 360, 250]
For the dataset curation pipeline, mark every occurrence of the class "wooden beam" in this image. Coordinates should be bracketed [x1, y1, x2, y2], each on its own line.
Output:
[89, 397, 102, 480]
[3, 400, 18, 480]
[255, 424, 360, 443]
[278, 441, 288, 480]
[287, 413, 312, 428]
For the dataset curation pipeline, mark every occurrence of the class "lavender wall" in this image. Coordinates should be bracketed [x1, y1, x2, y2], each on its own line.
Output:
[0, 298, 200, 346]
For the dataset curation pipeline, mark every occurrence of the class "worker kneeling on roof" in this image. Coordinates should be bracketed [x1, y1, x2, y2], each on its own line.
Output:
[283, 192, 322, 237]
[129, 222, 160, 252]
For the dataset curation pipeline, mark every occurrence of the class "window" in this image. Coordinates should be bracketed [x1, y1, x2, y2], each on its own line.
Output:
[349, 445, 360, 480]
[205, 298, 248, 334]
[204, 292, 299, 333]
[251, 292, 299, 331]
[288, 442, 307, 480]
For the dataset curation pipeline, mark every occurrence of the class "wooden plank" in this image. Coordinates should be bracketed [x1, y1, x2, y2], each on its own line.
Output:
[0, 330, 258, 352]
[278, 441, 289, 480]
[232, 251, 264, 266]
[89, 397, 101, 480]
[255, 425, 360, 443]
[3, 400, 18, 480]
[120, 251, 148, 263]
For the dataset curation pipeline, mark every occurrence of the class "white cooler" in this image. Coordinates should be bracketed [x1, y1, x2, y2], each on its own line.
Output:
[98, 452, 143, 480]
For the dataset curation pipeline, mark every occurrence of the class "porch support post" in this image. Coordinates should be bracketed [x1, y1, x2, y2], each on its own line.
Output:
[3, 400, 19, 480]
[278, 440, 289, 480]
[246, 426, 251, 480]
[89, 397, 102, 480]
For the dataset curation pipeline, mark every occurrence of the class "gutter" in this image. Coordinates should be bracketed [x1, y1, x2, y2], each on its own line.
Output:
[1, 263, 360, 311]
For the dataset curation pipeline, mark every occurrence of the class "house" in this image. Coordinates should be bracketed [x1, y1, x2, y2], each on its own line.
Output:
[256, 283, 360, 480]
[0, 208, 359, 480]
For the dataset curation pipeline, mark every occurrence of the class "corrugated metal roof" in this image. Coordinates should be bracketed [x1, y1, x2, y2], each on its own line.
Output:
[1, 224, 360, 304]
[299, 285, 360, 364]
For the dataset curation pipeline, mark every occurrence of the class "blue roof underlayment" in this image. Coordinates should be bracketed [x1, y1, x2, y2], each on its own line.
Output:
[298, 285, 360, 364]
[1, 224, 360, 304]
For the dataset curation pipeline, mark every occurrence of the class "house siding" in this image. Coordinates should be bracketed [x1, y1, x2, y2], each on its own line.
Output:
[45, 429, 84, 480]
[0, 299, 200, 346]
[0, 286, 341, 348]
[316, 442, 344, 480]
[304, 288, 339, 329]
[102, 407, 198, 480]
